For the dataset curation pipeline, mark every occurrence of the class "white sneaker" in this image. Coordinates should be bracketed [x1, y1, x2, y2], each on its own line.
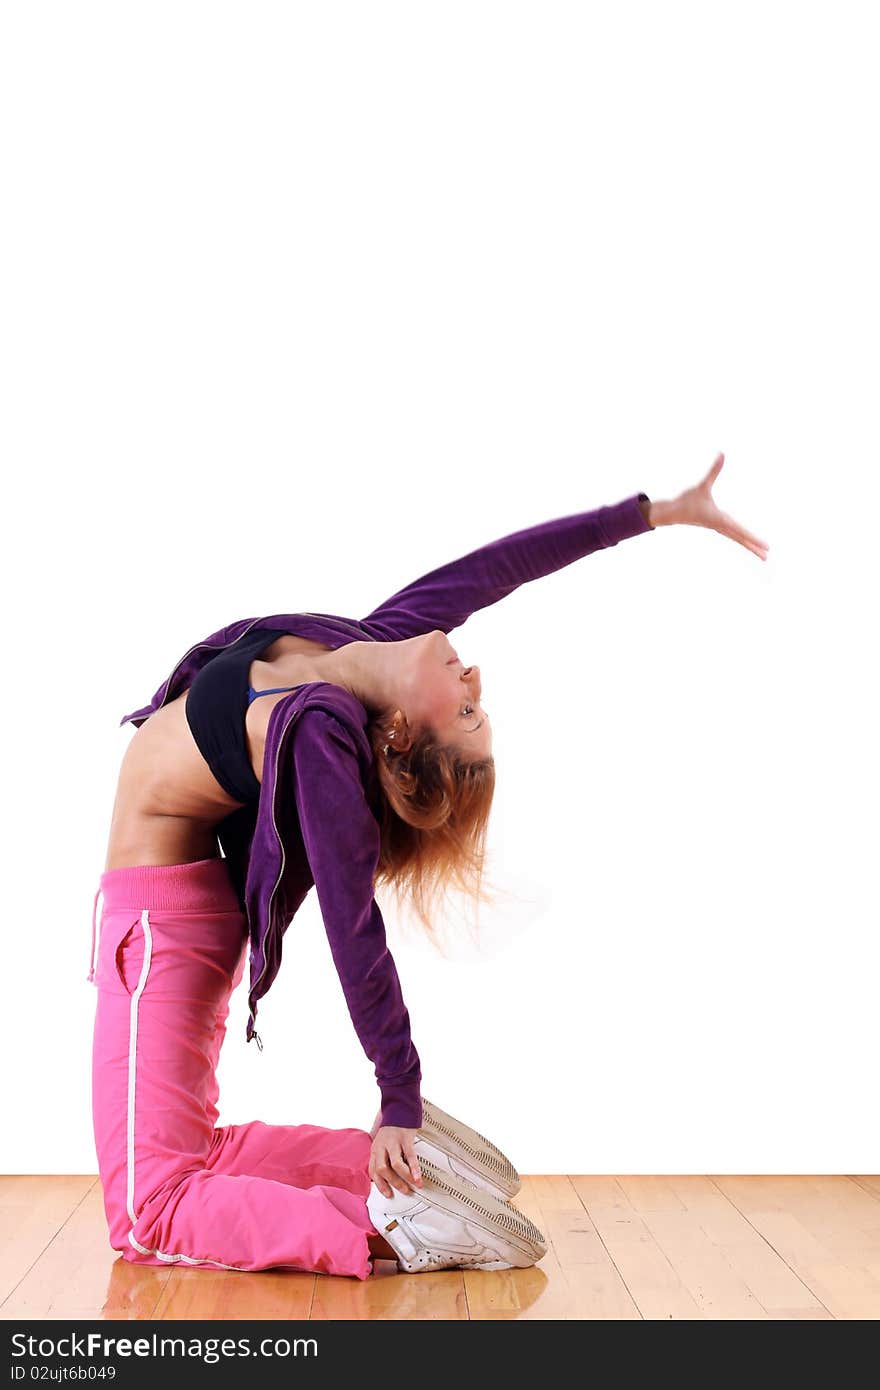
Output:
[415, 1097, 521, 1202]
[367, 1156, 546, 1274]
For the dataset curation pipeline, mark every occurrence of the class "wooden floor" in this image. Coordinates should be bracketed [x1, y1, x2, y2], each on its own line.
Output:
[2, 1175, 880, 1320]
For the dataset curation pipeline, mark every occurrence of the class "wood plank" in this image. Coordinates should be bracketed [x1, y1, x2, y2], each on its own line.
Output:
[0, 1176, 96, 1307]
[1, 1183, 170, 1320]
[532, 1177, 641, 1320]
[717, 1175, 880, 1244]
[714, 1176, 880, 1319]
[461, 1178, 566, 1319]
[462, 1177, 586, 1320]
[729, 1174, 880, 1243]
[745, 1213, 880, 1320]
[716, 1239, 830, 1316]
[766, 1307, 834, 1319]
[792, 1176, 880, 1247]
[615, 1175, 766, 1319]
[854, 1254, 880, 1284]
[635, 1209, 767, 1319]
[665, 1177, 828, 1317]
[310, 1263, 468, 1320]
[154, 1267, 315, 1321]
[851, 1176, 880, 1202]
[525, 1175, 587, 1212]
[570, 1176, 704, 1319]
[616, 1176, 688, 1213]
[663, 1176, 767, 1246]
[464, 1240, 631, 1321]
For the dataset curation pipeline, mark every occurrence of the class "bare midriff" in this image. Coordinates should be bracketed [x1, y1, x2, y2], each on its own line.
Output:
[103, 633, 337, 871]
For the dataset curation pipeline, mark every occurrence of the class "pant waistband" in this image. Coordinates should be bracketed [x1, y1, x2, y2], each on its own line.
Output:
[98, 857, 241, 912]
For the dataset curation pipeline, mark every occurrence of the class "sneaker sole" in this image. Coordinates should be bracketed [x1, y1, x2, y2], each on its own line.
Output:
[418, 1097, 521, 1200]
[399, 1155, 546, 1269]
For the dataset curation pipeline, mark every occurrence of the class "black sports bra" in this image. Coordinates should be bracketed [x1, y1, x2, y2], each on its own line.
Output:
[184, 627, 307, 804]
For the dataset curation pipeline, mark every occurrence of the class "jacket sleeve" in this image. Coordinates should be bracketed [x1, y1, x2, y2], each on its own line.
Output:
[358, 492, 653, 640]
[289, 708, 423, 1130]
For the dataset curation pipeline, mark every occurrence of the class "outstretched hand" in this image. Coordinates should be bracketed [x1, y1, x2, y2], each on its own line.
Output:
[670, 453, 769, 560]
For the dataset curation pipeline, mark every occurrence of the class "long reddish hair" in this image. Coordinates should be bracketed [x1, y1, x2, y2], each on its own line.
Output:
[365, 708, 497, 944]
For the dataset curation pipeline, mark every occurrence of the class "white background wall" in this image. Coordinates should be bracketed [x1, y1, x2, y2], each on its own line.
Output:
[2, 1, 877, 1176]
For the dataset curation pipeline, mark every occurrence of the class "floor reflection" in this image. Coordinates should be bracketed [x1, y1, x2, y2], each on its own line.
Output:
[311, 1259, 551, 1320]
[100, 1258, 170, 1320]
[100, 1254, 551, 1320]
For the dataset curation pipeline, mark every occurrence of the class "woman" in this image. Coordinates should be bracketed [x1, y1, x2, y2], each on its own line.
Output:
[89, 453, 768, 1279]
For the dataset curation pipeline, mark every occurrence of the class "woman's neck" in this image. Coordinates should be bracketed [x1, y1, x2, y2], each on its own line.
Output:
[313, 641, 398, 716]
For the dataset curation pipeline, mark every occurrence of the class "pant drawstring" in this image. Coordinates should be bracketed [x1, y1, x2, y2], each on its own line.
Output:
[88, 886, 103, 983]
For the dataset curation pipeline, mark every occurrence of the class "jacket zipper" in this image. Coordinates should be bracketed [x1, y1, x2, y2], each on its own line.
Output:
[247, 679, 369, 1041]
[247, 699, 303, 1040]
[242, 617, 367, 1027]
[247, 619, 369, 1011]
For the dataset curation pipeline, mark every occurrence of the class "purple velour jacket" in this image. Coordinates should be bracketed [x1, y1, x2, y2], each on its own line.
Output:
[119, 492, 654, 1128]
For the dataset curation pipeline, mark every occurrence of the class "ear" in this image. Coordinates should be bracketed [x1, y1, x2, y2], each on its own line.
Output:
[387, 708, 414, 754]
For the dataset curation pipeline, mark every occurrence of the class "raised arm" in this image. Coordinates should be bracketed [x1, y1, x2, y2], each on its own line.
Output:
[358, 493, 653, 641]
[289, 709, 423, 1130]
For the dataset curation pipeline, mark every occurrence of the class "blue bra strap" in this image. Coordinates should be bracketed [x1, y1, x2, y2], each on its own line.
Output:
[246, 683, 306, 705]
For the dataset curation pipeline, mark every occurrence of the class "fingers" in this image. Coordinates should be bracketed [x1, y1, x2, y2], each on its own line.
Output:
[368, 1149, 395, 1199]
[702, 451, 725, 488]
[369, 1140, 422, 1198]
[402, 1139, 423, 1188]
[730, 522, 770, 560]
[367, 1144, 391, 1198]
[700, 453, 769, 560]
[716, 508, 769, 560]
[373, 1172, 394, 1199]
[389, 1145, 418, 1193]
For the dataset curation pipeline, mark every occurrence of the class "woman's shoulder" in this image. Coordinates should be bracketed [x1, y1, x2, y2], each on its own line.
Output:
[277, 685, 375, 774]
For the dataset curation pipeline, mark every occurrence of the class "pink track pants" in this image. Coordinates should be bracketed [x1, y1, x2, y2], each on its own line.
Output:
[89, 857, 377, 1278]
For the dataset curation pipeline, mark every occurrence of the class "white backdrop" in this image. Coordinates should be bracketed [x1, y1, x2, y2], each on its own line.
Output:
[2, 1, 877, 1175]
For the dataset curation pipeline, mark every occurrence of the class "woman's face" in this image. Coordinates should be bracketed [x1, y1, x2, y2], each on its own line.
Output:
[399, 631, 492, 759]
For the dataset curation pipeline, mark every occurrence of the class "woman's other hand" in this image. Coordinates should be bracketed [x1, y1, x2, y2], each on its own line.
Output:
[369, 1125, 423, 1197]
[652, 453, 770, 560]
